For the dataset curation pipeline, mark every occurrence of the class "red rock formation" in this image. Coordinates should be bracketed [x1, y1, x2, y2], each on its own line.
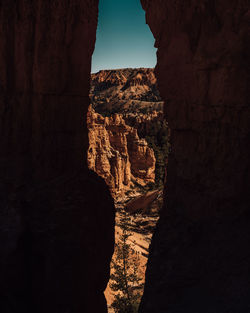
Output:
[92, 69, 128, 88]
[140, 0, 250, 312]
[87, 107, 156, 197]
[0, 1, 115, 313]
[91, 68, 157, 91]
[90, 68, 163, 116]
[123, 110, 164, 137]
[125, 190, 161, 215]
[123, 68, 157, 88]
[1, 1, 249, 312]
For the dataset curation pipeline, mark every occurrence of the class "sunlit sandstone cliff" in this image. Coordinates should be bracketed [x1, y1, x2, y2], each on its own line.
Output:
[123, 110, 164, 138]
[87, 106, 156, 197]
[90, 68, 163, 116]
[91, 68, 157, 93]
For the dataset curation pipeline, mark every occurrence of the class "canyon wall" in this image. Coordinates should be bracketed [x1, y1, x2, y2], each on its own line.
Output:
[1, 1, 249, 312]
[140, 0, 250, 312]
[90, 68, 163, 117]
[87, 107, 155, 197]
[0, 1, 115, 313]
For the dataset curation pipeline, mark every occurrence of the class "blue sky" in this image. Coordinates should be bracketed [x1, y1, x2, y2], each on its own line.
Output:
[91, 0, 157, 73]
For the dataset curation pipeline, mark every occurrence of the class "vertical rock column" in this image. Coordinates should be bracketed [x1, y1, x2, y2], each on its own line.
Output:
[140, 0, 250, 312]
[0, 1, 115, 313]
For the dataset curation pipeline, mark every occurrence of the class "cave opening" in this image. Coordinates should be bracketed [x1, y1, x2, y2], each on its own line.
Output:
[88, 0, 170, 311]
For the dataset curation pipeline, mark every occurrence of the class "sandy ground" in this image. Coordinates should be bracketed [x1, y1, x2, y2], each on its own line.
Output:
[104, 211, 158, 312]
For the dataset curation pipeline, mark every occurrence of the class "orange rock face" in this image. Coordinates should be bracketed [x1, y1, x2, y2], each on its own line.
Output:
[123, 110, 164, 137]
[90, 68, 163, 117]
[91, 68, 157, 90]
[87, 106, 156, 197]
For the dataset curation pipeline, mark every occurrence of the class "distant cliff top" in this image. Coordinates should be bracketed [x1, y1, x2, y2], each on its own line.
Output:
[90, 68, 163, 116]
[91, 68, 157, 88]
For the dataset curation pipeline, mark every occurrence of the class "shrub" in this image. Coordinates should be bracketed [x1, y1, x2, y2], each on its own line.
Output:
[110, 213, 144, 313]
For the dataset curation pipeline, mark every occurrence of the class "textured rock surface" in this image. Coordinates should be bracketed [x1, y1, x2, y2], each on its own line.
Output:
[0, 1, 115, 312]
[91, 68, 158, 95]
[87, 107, 155, 197]
[1, 0, 249, 312]
[140, 0, 250, 312]
[125, 190, 161, 215]
[90, 68, 163, 116]
[123, 110, 164, 138]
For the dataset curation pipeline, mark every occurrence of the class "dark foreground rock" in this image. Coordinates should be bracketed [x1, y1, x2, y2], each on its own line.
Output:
[140, 0, 250, 312]
[0, 1, 115, 312]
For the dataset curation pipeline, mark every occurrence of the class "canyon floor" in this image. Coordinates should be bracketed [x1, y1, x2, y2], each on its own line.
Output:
[88, 68, 166, 311]
[105, 189, 162, 312]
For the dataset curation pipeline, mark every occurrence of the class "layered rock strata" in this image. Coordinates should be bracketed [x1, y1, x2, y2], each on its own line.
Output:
[90, 68, 163, 116]
[91, 68, 157, 94]
[0, 1, 115, 313]
[1, 1, 249, 312]
[140, 0, 250, 312]
[123, 110, 164, 138]
[87, 107, 156, 197]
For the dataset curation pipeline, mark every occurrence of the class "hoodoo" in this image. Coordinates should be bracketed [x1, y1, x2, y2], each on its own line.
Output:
[88, 106, 156, 197]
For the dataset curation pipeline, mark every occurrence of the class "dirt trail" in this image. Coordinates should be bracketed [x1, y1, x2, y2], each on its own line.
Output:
[104, 211, 159, 311]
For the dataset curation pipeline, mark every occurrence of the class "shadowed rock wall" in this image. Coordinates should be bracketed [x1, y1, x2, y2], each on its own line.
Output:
[140, 0, 250, 312]
[1, 0, 249, 312]
[0, 1, 115, 312]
